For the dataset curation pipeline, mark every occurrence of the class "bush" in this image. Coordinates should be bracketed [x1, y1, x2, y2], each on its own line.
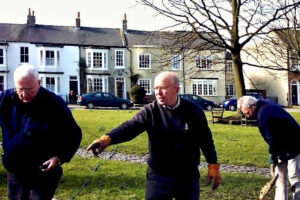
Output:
[130, 84, 146, 104]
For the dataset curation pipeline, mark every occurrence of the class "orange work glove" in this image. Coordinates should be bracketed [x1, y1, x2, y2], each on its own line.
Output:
[270, 164, 276, 178]
[87, 135, 111, 157]
[206, 163, 222, 190]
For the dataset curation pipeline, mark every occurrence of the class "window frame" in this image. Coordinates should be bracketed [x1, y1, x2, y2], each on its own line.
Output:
[191, 79, 217, 96]
[195, 56, 212, 70]
[115, 50, 125, 68]
[226, 84, 234, 96]
[138, 54, 151, 69]
[225, 61, 233, 71]
[20, 46, 29, 63]
[171, 55, 181, 70]
[0, 47, 6, 66]
[86, 75, 108, 93]
[39, 75, 61, 94]
[38, 47, 61, 68]
[138, 79, 152, 95]
[0, 74, 6, 92]
[86, 49, 108, 70]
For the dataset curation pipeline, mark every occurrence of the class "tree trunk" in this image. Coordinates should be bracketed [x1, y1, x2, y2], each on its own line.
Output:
[232, 51, 246, 115]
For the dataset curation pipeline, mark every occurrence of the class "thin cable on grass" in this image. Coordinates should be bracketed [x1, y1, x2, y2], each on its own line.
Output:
[69, 147, 119, 200]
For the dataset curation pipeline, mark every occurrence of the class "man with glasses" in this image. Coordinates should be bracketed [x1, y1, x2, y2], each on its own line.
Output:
[0, 64, 82, 200]
[87, 71, 221, 200]
[238, 96, 300, 200]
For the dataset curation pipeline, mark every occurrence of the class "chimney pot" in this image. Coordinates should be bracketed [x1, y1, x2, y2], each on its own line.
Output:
[27, 8, 36, 26]
[76, 12, 81, 29]
[122, 13, 127, 33]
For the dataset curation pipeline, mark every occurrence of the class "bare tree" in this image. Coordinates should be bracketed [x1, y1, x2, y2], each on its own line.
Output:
[137, 0, 300, 100]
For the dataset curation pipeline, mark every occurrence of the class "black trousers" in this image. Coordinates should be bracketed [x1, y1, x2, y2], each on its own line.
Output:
[145, 167, 200, 200]
[7, 166, 62, 200]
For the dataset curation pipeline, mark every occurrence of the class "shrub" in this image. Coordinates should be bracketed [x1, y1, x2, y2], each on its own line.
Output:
[130, 84, 146, 104]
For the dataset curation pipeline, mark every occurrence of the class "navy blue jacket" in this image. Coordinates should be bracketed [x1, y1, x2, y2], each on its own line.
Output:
[256, 99, 300, 163]
[108, 98, 217, 176]
[0, 88, 82, 174]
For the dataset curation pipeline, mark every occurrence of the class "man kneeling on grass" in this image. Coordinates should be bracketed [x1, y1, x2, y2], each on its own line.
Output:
[87, 71, 221, 200]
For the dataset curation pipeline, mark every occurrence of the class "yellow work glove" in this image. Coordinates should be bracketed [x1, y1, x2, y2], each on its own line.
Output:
[87, 135, 111, 157]
[206, 163, 222, 190]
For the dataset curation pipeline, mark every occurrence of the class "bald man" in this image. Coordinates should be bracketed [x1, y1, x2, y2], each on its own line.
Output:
[87, 71, 221, 200]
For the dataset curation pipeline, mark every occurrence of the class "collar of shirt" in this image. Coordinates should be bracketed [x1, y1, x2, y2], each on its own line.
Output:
[163, 96, 181, 110]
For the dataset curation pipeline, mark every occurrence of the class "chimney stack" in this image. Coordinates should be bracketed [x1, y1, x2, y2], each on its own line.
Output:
[122, 14, 127, 33]
[76, 12, 80, 29]
[27, 8, 36, 26]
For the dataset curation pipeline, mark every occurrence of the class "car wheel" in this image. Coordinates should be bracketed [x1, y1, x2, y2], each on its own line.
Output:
[120, 103, 128, 110]
[229, 105, 236, 111]
[87, 102, 94, 109]
[207, 105, 213, 111]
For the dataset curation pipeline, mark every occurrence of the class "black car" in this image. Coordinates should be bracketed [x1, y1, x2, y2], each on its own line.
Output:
[77, 92, 133, 109]
[179, 94, 215, 110]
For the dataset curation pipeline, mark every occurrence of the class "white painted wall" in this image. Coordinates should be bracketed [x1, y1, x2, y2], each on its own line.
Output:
[5, 42, 80, 101]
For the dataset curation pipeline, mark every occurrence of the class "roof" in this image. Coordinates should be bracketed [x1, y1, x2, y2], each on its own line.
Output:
[125, 29, 223, 51]
[0, 23, 125, 47]
[125, 29, 165, 47]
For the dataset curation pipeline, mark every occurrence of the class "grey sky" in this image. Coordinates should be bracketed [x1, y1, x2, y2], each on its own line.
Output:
[0, 0, 172, 30]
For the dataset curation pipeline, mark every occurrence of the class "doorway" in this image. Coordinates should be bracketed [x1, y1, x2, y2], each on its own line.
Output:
[69, 76, 78, 103]
[291, 80, 298, 105]
[115, 77, 125, 98]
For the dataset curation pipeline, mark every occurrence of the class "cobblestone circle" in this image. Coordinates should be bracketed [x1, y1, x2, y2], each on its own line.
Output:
[0, 142, 270, 177]
[77, 148, 271, 177]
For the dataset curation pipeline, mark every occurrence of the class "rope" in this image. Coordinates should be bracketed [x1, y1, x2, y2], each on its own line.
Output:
[69, 147, 119, 200]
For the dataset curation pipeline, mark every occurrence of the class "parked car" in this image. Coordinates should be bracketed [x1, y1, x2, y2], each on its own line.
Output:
[222, 92, 264, 111]
[179, 94, 216, 111]
[77, 92, 133, 109]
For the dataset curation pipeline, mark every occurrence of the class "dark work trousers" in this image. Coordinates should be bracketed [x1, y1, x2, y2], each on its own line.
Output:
[7, 166, 62, 200]
[145, 167, 200, 200]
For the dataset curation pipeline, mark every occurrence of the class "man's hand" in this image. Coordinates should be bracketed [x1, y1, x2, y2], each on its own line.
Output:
[86, 135, 111, 157]
[206, 163, 222, 190]
[40, 156, 60, 172]
[270, 164, 275, 178]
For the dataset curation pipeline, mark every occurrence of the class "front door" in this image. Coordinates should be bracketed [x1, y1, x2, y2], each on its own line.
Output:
[69, 76, 78, 103]
[292, 84, 298, 105]
[115, 78, 125, 98]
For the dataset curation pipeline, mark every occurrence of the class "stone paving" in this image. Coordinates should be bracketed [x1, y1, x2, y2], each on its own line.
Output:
[76, 148, 271, 177]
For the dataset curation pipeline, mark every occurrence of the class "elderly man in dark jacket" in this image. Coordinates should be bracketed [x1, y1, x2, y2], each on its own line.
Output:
[238, 96, 300, 200]
[87, 71, 221, 200]
[0, 64, 82, 200]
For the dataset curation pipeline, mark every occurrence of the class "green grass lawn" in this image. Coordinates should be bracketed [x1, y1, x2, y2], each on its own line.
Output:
[73, 109, 274, 167]
[1, 109, 299, 199]
[0, 155, 275, 200]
